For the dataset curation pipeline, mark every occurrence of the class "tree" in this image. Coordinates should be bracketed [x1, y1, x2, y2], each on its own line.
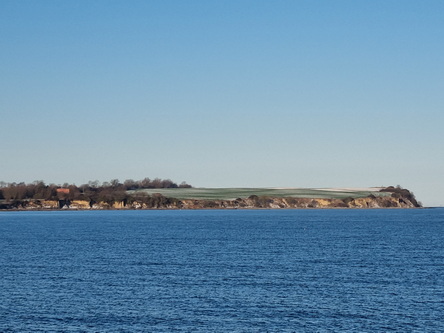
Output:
[179, 181, 192, 188]
[140, 177, 151, 188]
[161, 179, 176, 188]
[88, 180, 99, 188]
[110, 179, 120, 188]
[151, 178, 162, 188]
[124, 179, 138, 190]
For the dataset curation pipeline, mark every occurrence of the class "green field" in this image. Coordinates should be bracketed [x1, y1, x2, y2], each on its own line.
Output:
[129, 188, 389, 200]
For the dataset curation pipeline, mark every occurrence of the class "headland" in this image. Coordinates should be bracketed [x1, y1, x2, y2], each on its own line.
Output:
[0, 180, 421, 210]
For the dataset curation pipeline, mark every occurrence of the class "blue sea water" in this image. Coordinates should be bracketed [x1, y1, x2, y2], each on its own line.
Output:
[0, 209, 443, 332]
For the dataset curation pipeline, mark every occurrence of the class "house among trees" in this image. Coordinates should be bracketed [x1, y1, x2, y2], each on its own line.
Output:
[56, 188, 70, 194]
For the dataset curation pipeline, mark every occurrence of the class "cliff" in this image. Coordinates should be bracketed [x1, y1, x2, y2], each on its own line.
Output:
[171, 193, 419, 209]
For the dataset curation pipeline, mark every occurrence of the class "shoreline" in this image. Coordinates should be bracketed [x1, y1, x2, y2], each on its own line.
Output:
[0, 186, 422, 211]
[0, 204, 420, 211]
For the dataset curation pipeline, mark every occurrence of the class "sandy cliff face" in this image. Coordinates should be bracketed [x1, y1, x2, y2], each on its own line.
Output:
[69, 200, 91, 209]
[174, 195, 418, 209]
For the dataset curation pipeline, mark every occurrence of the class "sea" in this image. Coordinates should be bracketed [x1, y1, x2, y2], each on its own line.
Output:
[0, 209, 443, 332]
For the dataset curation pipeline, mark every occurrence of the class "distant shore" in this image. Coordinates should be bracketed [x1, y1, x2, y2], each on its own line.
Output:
[0, 186, 421, 211]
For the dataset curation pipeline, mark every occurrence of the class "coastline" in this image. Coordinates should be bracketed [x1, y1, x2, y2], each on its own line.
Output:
[0, 186, 421, 211]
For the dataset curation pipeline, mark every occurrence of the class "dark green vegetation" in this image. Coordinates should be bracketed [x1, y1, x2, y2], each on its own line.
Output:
[379, 186, 421, 207]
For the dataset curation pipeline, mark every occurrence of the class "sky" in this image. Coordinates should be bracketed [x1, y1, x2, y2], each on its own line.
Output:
[1, 0, 443, 206]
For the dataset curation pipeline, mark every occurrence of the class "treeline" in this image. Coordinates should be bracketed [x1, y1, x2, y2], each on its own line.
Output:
[0, 178, 191, 203]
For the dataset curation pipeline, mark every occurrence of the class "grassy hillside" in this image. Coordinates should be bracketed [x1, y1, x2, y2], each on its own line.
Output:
[129, 188, 389, 200]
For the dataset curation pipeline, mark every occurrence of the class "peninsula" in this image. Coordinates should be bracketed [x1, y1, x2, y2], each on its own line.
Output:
[0, 179, 421, 210]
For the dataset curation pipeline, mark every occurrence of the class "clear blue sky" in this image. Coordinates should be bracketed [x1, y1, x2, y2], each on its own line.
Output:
[1, 1, 443, 206]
